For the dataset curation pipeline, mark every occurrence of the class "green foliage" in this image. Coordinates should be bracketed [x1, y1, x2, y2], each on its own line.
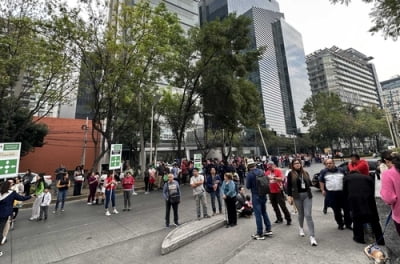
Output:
[301, 92, 391, 151]
[0, 0, 77, 152]
[330, 0, 400, 39]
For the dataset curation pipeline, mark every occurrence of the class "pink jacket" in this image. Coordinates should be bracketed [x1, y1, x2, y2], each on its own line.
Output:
[380, 167, 400, 223]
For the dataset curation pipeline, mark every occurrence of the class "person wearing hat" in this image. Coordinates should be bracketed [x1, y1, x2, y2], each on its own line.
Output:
[266, 161, 291, 225]
[190, 167, 210, 220]
[246, 158, 273, 240]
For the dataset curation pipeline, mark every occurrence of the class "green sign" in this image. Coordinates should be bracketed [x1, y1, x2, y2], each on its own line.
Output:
[109, 144, 122, 170]
[0, 142, 21, 179]
[193, 153, 202, 171]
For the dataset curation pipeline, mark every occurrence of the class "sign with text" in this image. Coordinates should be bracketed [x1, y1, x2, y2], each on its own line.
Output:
[193, 153, 202, 171]
[0, 142, 21, 179]
[109, 144, 122, 170]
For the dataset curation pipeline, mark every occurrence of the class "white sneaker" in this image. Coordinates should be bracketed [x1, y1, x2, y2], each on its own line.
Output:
[105, 210, 111, 216]
[299, 228, 305, 237]
[310, 236, 318, 246]
[132, 192, 138, 195]
[145, 192, 149, 195]
[87, 202, 92, 205]
[113, 209, 119, 214]
[0, 251, 3, 257]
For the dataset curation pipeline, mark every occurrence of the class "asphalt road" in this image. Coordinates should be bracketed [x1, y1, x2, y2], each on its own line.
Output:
[1, 162, 376, 264]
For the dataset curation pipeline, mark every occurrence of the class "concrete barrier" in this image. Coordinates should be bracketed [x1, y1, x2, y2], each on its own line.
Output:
[161, 215, 226, 255]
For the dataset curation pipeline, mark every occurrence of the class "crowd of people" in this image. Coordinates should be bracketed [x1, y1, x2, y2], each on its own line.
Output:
[0, 152, 399, 258]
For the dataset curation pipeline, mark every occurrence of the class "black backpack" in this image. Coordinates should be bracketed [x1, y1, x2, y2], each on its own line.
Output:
[256, 170, 270, 196]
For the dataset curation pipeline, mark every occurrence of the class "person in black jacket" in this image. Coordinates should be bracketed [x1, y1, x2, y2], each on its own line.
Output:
[0, 180, 32, 256]
[343, 170, 384, 245]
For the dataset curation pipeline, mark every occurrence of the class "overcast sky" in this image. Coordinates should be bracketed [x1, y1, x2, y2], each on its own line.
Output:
[278, 0, 399, 82]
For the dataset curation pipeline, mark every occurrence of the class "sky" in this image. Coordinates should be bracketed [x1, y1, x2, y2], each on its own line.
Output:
[277, 0, 399, 82]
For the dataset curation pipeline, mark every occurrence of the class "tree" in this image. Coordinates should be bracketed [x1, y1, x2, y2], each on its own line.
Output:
[161, 14, 264, 160]
[301, 92, 349, 150]
[330, 0, 400, 39]
[66, 0, 183, 170]
[0, 0, 79, 152]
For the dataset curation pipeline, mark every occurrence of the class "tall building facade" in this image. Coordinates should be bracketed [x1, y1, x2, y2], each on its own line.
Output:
[306, 46, 382, 108]
[199, 0, 311, 136]
[381, 76, 400, 118]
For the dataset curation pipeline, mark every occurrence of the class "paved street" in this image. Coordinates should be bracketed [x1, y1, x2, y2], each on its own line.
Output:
[1, 162, 376, 264]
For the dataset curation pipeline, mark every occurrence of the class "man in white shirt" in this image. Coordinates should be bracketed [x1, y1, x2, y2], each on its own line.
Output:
[190, 168, 210, 220]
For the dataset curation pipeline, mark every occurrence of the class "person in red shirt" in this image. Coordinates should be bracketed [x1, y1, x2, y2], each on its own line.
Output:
[265, 161, 291, 225]
[104, 171, 118, 216]
[348, 154, 369, 176]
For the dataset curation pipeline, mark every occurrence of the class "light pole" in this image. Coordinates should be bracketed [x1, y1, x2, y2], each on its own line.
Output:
[149, 94, 161, 166]
[81, 117, 89, 168]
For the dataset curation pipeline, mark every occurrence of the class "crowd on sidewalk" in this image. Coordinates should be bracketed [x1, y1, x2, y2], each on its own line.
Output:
[0, 152, 399, 258]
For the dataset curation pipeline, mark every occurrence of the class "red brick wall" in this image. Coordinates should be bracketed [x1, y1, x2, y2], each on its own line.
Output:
[20, 117, 98, 176]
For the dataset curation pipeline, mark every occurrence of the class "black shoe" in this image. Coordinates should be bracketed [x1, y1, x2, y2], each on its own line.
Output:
[204, 215, 210, 218]
[37, 218, 42, 221]
[274, 219, 283, 223]
[353, 238, 365, 244]
[323, 208, 327, 214]
[345, 225, 353, 230]
[225, 224, 230, 228]
[230, 223, 237, 227]
[286, 220, 292, 225]
[338, 225, 344, 230]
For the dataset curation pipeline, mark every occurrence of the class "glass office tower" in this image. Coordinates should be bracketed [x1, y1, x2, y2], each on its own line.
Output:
[200, 0, 311, 135]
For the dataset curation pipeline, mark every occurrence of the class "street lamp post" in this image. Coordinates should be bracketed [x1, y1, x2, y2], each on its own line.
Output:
[81, 117, 89, 168]
[149, 94, 161, 166]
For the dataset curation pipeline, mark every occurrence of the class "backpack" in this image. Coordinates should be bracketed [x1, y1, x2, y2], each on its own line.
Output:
[256, 170, 270, 196]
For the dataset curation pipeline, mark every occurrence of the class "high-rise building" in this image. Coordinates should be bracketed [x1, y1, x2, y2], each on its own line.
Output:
[306, 46, 382, 108]
[199, 0, 311, 136]
[381, 76, 400, 118]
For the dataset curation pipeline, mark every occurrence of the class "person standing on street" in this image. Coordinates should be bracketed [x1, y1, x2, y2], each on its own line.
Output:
[54, 172, 70, 213]
[121, 172, 134, 211]
[163, 174, 181, 227]
[73, 165, 84, 196]
[190, 168, 210, 220]
[246, 159, 272, 240]
[221, 173, 237, 227]
[344, 170, 384, 244]
[0, 180, 32, 257]
[206, 167, 222, 216]
[23, 169, 33, 196]
[87, 171, 98, 205]
[38, 188, 51, 221]
[30, 174, 45, 221]
[319, 159, 352, 230]
[104, 171, 118, 216]
[266, 161, 291, 225]
[380, 153, 400, 237]
[287, 159, 317, 246]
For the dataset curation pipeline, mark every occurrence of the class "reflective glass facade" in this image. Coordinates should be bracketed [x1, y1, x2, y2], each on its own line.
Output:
[199, 0, 311, 136]
[277, 20, 311, 134]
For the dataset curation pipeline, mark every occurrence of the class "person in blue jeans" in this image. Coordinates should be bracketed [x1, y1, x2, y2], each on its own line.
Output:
[246, 159, 272, 240]
[53, 172, 70, 213]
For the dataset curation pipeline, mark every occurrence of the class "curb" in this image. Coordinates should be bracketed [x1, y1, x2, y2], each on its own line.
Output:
[161, 215, 226, 255]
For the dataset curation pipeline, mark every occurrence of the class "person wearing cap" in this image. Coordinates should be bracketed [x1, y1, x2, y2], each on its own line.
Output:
[190, 167, 210, 220]
[348, 154, 369, 176]
[246, 158, 273, 240]
[265, 161, 291, 225]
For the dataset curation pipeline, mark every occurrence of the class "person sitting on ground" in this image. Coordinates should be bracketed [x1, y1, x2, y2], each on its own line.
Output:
[237, 195, 253, 218]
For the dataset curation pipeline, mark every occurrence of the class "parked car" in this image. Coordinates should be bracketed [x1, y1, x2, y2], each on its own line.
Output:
[311, 159, 377, 189]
